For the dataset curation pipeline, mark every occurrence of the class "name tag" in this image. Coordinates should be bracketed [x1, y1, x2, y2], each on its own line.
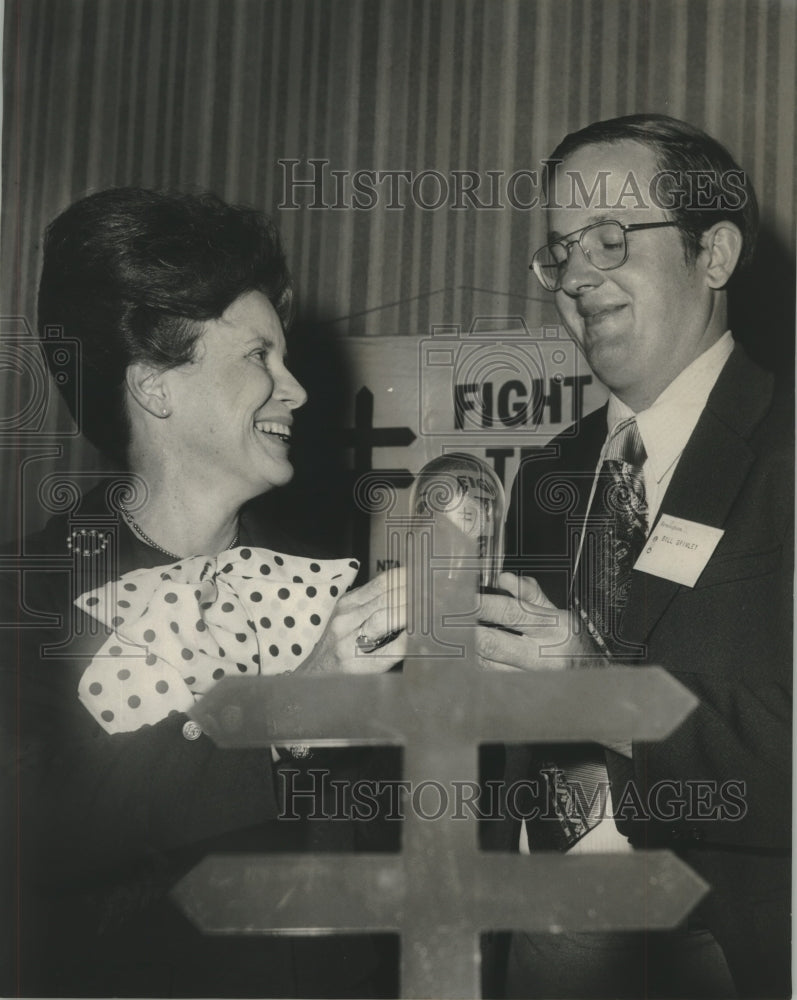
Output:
[634, 514, 725, 587]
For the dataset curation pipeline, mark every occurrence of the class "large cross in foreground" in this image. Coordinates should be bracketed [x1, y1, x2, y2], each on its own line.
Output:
[174, 560, 704, 998]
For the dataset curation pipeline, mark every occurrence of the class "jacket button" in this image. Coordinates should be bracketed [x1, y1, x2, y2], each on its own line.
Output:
[182, 720, 203, 741]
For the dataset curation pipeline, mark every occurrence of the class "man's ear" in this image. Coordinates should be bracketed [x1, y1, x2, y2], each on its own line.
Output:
[125, 363, 171, 418]
[700, 221, 743, 289]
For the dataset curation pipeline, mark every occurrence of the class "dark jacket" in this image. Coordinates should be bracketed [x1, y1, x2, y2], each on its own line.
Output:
[1, 484, 396, 998]
[502, 344, 793, 997]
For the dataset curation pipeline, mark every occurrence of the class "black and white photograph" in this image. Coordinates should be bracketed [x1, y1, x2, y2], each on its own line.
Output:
[1, 1, 794, 997]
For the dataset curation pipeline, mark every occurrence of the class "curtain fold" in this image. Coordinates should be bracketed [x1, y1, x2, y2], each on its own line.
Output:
[2, 0, 795, 539]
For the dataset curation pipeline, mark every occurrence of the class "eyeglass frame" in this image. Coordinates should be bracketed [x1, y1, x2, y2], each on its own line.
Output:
[529, 219, 680, 292]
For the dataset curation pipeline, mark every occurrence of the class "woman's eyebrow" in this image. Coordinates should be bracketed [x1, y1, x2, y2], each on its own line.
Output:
[244, 333, 277, 349]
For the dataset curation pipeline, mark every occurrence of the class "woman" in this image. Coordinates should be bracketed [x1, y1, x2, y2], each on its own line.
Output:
[5, 188, 404, 997]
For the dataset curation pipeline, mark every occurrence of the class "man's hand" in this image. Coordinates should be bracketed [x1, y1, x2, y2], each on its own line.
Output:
[476, 571, 606, 672]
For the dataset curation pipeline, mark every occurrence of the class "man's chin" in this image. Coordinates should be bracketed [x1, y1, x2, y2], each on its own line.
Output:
[584, 340, 635, 390]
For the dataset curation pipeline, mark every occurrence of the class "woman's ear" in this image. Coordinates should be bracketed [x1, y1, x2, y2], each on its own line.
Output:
[126, 363, 171, 418]
[701, 221, 743, 290]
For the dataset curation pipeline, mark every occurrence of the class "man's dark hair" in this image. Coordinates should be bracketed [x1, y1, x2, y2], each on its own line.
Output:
[548, 113, 758, 272]
[37, 187, 293, 462]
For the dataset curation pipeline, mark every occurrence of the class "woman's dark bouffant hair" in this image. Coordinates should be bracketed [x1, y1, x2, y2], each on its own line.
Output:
[37, 187, 294, 462]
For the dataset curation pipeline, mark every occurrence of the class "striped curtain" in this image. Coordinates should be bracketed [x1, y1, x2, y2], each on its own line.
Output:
[2, 0, 795, 539]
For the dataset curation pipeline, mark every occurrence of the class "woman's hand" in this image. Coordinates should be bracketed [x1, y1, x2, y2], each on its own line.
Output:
[297, 567, 407, 674]
[476, 571, 606, 672]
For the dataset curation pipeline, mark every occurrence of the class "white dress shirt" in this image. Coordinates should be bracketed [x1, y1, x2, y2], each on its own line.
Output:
[606, 331, 735, 523]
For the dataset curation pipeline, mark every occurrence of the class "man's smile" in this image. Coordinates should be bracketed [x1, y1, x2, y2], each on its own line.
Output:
[578, 302, 628, 324]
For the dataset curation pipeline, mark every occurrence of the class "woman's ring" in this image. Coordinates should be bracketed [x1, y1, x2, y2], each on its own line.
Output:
[356, 632, 378, 653]
[356, 628, 404, 653]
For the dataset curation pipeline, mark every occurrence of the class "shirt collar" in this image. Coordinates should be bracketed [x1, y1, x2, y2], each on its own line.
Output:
[605, 331, 734, 484]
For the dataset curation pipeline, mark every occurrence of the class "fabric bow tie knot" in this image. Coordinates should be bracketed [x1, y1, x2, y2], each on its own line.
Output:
[76, 546, 359, 734]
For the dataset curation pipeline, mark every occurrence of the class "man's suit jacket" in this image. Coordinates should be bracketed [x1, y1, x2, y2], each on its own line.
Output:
[502, 343, 792, 996]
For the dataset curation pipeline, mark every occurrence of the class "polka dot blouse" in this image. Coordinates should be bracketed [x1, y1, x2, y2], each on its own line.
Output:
[76, 546, 359, 734]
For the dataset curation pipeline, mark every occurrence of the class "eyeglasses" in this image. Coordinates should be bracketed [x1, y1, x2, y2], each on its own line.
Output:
[530, 220, 679, 292]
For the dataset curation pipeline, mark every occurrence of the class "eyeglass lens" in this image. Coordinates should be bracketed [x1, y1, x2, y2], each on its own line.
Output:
[534, 221, 627, 290]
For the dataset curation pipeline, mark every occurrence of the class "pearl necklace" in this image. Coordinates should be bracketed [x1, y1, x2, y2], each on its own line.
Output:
[118, 501, 239, 560]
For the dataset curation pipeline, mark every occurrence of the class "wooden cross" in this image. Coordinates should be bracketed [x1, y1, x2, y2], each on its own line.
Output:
[340, 387, 416, 578]
[174, 556, 704, 998]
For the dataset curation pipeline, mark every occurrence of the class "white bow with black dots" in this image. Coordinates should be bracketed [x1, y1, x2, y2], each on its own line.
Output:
[75, 546, 359, 734]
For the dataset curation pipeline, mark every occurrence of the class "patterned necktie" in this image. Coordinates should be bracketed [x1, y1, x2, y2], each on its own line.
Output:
[529, 419, 648, 851]
[573, 417, 648, 658]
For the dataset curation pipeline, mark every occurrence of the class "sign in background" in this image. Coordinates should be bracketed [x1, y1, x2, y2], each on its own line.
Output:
[338, 321, 607, 578]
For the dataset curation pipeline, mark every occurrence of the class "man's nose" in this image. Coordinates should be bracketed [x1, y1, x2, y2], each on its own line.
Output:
[558, 243, 603, 296]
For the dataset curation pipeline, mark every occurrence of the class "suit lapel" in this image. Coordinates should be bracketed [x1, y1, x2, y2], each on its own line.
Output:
[621, 346, 773, 646]
[570, 404, 609, 518]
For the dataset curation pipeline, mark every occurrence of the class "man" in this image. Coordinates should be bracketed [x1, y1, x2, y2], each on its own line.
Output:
[478, 115, 792, 998]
